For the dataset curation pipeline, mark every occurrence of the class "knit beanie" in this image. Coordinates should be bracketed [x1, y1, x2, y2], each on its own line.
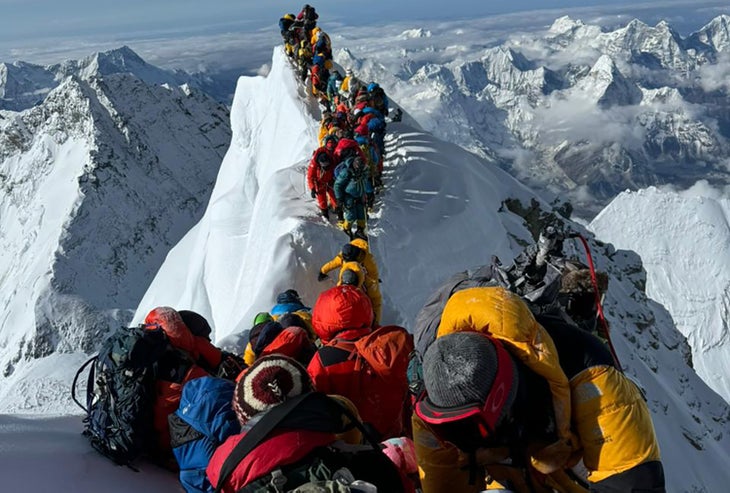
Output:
[232, 355, 313, 426]
[422, 332, 517, 410]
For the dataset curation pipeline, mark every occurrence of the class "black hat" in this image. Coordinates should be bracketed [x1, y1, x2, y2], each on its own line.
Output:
[340, 269, 360, 287]
[179, 310, 212, 340]
[277, 289, 302, 305]
[253, 321, 285, 356]
[317, 152, 330, 166]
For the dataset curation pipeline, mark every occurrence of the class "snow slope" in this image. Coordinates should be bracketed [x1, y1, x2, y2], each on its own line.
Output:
[590, 185, 730, 402]
[133, 48, 730, 492]
[0, 414, 179, 492]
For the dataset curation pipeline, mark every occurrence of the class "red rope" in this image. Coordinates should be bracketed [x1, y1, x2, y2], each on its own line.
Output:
[573, 234, 623, 371]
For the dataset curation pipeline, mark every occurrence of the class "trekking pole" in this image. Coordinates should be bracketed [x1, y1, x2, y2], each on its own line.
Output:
[570, 233, 623, 371]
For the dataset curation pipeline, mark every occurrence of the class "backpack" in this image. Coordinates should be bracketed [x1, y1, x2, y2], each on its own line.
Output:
[169, 377, 240, 493]
[214, 393, 407, 493]
[72, 325, 170, 465]
[330, 326, 414, 439]
[349, 325, 413, 379]
[239, 445, 402, 493]
[412, 250, 574, 356]
[333, 160, 349, 180]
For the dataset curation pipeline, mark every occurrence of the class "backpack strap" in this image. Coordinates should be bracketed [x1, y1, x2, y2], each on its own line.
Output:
[215, 392, 387, 493]
[329, 338, 362, 371]
[215, 392, 319, 493]
[71, 355, 97, 414]
[325, 395, 382, 451]
[330, 337, 357, 354]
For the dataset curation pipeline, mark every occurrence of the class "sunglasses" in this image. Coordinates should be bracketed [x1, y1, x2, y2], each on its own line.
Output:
[415, 335, 515, 451]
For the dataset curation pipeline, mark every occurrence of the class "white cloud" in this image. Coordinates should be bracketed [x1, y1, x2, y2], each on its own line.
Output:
[696, 52, 730, 92]
[534, 94, 647, 147]
[659, 179, 730, 200]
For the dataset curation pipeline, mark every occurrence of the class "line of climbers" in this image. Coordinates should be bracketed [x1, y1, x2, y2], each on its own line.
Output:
[72, 6, 665, 493]
[282, 4, 402, 239]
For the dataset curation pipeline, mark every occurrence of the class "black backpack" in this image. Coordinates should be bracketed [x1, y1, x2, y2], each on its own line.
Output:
[72, 325, 170, 466]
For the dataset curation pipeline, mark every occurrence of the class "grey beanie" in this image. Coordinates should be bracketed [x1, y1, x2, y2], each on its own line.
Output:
[422, 332, 500, 408]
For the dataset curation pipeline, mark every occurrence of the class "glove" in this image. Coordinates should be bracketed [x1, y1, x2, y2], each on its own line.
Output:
[216, 352, 247, 381]
[529, 437, 575, 474]
[317, 271, 328, 282]
[311, 189, 316, 199]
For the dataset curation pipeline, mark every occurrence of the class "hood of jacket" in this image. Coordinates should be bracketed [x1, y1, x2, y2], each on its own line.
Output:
[312, 285, 373, 344]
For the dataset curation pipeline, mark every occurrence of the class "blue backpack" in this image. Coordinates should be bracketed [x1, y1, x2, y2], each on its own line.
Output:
[169, 377, 240, 493]
[334, 159, 349, 179]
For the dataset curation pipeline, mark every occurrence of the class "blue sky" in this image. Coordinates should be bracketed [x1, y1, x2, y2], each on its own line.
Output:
[1, 1, 633, 39]
[2, 0, 723, 39]
[0, 1, 727, 66]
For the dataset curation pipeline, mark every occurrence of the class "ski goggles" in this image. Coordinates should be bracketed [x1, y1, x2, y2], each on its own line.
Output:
[414, 336, 516, 451]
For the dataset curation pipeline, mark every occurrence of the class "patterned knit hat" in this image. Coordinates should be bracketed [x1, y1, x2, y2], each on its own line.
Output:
[233, 355, 312, 425]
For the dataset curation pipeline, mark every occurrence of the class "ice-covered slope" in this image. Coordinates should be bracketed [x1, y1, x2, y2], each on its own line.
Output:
[0, 56, 231, 413]
[590, 185, 730, 403]
[134, 48, 730, 492]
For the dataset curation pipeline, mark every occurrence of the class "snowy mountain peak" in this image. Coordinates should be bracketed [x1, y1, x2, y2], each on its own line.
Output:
[692, 14, 730, 52]
[0, 59, 57, 110]
[0, 46, 230, 112]
[351, 14, 730, 213]
[591, 185, 730, 403]
[548, 15, 584, 35]
[579, 54, 643, 107]
[59, 45, 183, 87]
[85, 45, 148, 75]
[398, 28, 432, 39]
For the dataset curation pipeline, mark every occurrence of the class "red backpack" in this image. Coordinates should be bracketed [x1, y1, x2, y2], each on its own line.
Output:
[351, 325, 413, 378]
[331, 325, 414, 439]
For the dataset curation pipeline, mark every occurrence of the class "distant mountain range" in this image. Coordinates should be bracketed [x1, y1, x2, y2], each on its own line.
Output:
[0, 45, 235, 110]
[340, 14, 730, 217]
